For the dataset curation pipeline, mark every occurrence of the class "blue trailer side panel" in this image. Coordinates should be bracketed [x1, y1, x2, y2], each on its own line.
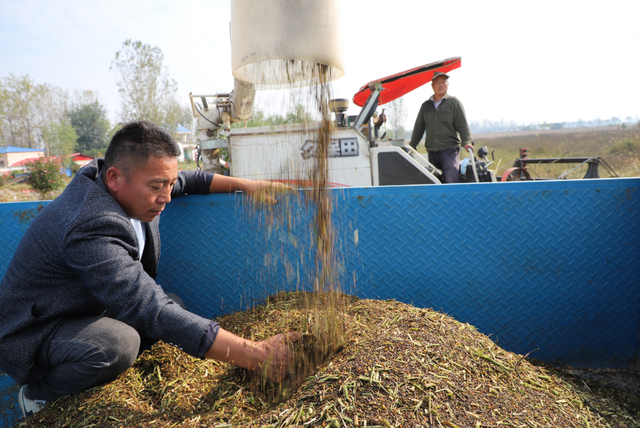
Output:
[0, 178, 639, 427]
[156, 179, 640, 367]
[0, 202, 49, 427]
[0, 202, 45, 279]
[0, 372, 20, 426]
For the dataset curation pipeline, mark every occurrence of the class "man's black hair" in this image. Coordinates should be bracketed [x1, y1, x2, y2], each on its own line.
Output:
[104, 120, 180, 176]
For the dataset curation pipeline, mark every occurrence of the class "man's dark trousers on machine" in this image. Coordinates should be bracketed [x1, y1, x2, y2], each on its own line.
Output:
[428, 148, 460, 184]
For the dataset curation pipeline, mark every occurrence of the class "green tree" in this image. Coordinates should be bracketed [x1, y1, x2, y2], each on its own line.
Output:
[0, 74, 40, 148]
[37, 82, 71, 133]
[236, 110, 272, 128]
[237, 104, 314, 128]
[26, 157, 66, 199]
[110, 39, 189, 133]
[41, 119, 78, 157]
[67, 100, 110, 152]
[284, 104, 315, 124]
[83, 122, 124, 158]
[0, 74, 70, 149]
[165, 98, 194, 132]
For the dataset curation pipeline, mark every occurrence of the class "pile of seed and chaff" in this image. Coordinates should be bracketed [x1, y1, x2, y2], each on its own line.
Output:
[19, 291, 639, 428]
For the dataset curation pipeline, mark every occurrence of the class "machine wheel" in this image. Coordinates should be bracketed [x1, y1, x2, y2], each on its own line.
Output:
[502, 167, 531, 182]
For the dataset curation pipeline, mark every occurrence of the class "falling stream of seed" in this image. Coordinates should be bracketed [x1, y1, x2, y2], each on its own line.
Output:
[245, 61, 349, 400]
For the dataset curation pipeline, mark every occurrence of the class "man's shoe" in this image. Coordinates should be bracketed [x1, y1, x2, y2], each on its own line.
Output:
[18, 386, 46, 418]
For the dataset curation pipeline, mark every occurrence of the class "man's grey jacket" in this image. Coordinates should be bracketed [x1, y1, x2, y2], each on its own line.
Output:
[0, 158, 213, 385]
[409, 94, 472, 152]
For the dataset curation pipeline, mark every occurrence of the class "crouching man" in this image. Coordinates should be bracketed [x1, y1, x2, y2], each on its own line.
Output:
[0, 120, 295, 418]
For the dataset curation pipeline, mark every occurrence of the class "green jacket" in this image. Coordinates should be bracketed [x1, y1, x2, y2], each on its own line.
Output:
[409, 94, 472, 151]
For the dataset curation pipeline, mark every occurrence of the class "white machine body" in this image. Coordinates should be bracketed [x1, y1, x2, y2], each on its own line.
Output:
[195, 121, 441, 188]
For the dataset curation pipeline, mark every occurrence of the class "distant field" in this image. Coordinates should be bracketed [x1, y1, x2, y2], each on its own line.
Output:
[2, 126, 639, 202]
[470, 126, 640, 179]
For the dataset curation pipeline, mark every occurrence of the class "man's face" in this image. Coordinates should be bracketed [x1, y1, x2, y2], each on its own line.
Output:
[431, 76, 449, 98]
[109, 155, 178, 222]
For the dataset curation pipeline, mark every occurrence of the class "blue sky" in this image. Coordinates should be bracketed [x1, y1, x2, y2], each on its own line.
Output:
[1, 0, 639, 128]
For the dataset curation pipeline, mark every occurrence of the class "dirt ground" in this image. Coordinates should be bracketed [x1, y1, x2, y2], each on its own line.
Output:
[0, 178, 67, 203]
[0, 186, 40, 202]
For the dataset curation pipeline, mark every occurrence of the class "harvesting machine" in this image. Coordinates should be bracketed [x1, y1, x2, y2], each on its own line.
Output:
[188, 0, 498, 188]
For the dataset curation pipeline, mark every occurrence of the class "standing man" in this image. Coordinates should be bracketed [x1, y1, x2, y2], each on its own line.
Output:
[0, 121, 296, 418]
[409, 72, 473, 183]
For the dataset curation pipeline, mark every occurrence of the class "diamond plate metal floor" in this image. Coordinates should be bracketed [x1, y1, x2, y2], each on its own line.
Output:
[0, 178, 639, 428]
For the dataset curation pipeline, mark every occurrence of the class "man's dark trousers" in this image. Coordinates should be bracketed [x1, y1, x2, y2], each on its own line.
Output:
[428, 148, 460, 183]
[23, 293, 187, 401]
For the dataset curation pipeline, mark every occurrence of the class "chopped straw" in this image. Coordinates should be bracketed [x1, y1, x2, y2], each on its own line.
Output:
[21, 292, 640, 427]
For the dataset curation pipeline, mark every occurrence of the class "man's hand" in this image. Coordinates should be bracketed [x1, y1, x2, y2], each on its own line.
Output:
[241, 180, 293, 205]
[204, 328, 299, 383]
[463, 144, 474, 153]
[255, 332, 300, 382]
[208, 175, 292, 204]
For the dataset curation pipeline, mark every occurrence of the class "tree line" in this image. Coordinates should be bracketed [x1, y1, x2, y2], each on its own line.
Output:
[1, 36, 413, 160]
[469, 116, 640, 134]
[233, 98, 409, 141]
[0, 39, 192, 158]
